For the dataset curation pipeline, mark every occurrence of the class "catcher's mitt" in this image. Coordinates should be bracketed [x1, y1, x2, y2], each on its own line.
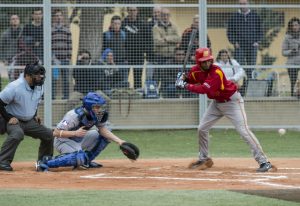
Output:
[120, 142, 140, 160]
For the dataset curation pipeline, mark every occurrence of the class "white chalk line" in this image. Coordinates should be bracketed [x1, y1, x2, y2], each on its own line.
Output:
[249, 167, 300, 170]
[80, 171, 300, 189]
[254, 181, 300, 189]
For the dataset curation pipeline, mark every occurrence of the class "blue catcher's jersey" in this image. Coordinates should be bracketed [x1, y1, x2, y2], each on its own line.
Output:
[55, 107, 108, 142]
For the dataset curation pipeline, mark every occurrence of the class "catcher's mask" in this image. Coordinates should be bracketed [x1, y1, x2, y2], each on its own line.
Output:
[24, 62, 46, 86]
[82, 92, 106, 122]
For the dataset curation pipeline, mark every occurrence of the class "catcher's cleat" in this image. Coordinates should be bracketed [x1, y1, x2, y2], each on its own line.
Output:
[89, 161, 103, 168]
[35, 160, 49, 172]
[188, 158, 214, 170]
[77, 161, 103, 170]
[256, 162, 277, 172]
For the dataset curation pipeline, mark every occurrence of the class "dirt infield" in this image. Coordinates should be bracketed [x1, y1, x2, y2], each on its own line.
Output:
[1, 158, 300, 191]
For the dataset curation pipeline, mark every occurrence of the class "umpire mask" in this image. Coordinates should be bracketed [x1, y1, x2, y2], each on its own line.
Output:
[24, 63, 46, 86]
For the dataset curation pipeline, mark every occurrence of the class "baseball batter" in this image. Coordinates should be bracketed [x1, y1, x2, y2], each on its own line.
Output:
[175, 47, 276, 172]
[36, 92, 137, 171]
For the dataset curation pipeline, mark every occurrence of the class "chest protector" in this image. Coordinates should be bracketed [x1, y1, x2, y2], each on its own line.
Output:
[74, 107, 108, 130]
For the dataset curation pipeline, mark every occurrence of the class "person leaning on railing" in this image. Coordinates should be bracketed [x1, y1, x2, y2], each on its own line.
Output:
[282, 17, 300, 97]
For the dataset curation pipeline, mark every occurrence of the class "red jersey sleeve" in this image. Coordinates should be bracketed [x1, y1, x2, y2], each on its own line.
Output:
[185, 67, 223, 95]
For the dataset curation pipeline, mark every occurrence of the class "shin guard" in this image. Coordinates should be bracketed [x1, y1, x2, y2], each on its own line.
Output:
[87, 135, 110, 161]
[45, 150, 89, 168]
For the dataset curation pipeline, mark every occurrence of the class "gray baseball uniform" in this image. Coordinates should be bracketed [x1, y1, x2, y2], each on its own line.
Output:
[198, 91, 268, 164]
[53, 108, 108, 154]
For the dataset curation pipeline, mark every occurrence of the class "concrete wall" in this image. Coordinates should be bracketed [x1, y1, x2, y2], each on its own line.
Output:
[41, 97, 300, 129]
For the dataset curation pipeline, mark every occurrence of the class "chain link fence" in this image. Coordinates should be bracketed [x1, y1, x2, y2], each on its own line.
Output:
[0, 0, 300, 129]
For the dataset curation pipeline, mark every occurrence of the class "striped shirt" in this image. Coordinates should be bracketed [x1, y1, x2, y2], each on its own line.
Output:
[52, 25, 72, 60]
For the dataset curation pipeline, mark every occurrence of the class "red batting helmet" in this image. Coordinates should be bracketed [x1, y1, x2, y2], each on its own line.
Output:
[195, 47, 213, 63]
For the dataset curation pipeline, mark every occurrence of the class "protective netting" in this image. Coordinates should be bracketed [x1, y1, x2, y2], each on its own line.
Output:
[0, 1, 299, 129]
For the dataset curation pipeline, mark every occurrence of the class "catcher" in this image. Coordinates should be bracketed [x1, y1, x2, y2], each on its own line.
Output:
[36, 92, 139, 171]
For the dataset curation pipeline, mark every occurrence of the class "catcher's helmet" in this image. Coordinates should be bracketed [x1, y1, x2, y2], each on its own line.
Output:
[24, 62, 46, 86]
[82, 92, 106, 122]
[195, 47, 213, 63]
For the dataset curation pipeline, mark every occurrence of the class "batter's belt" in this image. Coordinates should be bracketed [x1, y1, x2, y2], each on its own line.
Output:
[215, 91, 241, 103]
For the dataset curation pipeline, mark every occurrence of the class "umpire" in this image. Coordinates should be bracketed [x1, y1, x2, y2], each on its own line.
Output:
[0, 62, 53, 171]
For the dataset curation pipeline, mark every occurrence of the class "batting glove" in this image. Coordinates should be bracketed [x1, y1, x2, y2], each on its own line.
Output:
[175, 79, 187, 89]
[176, 72, 186, 80]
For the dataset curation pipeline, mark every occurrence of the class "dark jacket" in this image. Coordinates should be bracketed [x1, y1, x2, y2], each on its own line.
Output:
[21, 23, 43, 61]
[181, 27, 211, 56]
[121, 17, 150, 64]
[0, 27, 23, 62]
[73, 60, 101, 94]
[102, 29, 127, 64]
[227, 10, 263, 46]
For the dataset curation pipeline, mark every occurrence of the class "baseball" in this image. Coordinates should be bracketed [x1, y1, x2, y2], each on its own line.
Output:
[278, 128, 286, 136]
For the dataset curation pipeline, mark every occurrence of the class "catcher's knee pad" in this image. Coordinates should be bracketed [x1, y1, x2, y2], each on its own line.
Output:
[87, 135, 110, 161]
[44, 150, 89, 168]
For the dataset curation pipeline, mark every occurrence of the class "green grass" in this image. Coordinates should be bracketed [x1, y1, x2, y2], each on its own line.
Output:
[0, 189, 298, 206]
[1, 129, 298, 161]
[1, 77, 9, 89]
[0, 129, 299, 206]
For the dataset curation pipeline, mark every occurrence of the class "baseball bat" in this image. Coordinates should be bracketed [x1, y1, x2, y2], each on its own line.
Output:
[182, 29, 197, 73]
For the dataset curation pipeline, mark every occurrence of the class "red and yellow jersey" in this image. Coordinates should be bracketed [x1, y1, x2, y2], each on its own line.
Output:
[185, 63, 237, 102]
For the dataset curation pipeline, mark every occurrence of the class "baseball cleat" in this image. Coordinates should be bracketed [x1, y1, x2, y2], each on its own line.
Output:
[35, 160, 49, 172]
[188, 158, 214, 170]
[256, 162, 277, 172]
[89, 161, 103, 168]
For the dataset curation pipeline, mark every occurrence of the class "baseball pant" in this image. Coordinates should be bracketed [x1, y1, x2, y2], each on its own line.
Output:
[0, 119, 53, 165]
[54, 130, 100, 154]
[197, 91, 269, 165]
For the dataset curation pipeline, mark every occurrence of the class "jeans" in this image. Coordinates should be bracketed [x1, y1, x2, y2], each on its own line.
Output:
[52, 59, 70, 99]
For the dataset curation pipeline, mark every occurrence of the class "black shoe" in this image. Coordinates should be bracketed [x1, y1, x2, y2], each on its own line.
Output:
[78, 161, 103, 170]
[89, 161, 103, 168]
[257, 162, 277, 172]
[0, 163, 13, 171]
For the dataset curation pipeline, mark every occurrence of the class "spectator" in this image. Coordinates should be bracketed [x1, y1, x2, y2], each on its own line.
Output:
[282, 17, 300, 96]
[20, 8, 43, 62]
[122, 7, 150, 65]
[215, 49, 246, 95]
[98, 48, 129, 96]
[0, 14, 22, 65]
[102, 15, 127, 64]
[51, 9, 72, 99]
[180, 14, 211, 62]
[147, 7, 162, 62]
[121, 7, 151, 89]
[73, 49, 101, 95]
[155, 47, 195, 98]
[227, 0, 262, 79]
[8, 51, 40, 81]
[148, 7, 162, 27]
[0, 63, 53, 171]
[153, 8, 181, 64]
